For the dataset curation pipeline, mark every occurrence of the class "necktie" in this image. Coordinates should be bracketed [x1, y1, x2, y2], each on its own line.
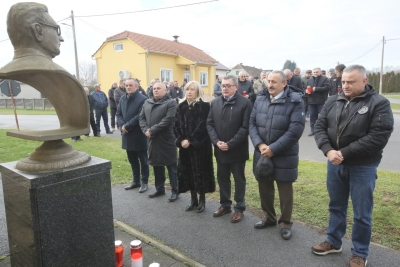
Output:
[271, 97, 275, 102]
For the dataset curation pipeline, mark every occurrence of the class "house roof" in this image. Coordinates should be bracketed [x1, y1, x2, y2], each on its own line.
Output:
[231, 63, 264, 77]
[216, 62, 230, 71]
[103, 31, 217, 65]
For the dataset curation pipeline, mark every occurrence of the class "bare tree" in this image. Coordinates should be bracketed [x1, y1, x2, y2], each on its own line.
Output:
[79, 61, 97, 86]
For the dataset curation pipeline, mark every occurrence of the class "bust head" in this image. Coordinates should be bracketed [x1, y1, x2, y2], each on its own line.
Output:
[7, 2, 64, 59]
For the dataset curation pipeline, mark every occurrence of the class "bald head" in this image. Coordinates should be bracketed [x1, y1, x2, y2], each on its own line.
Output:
[152, 82, 167, 100]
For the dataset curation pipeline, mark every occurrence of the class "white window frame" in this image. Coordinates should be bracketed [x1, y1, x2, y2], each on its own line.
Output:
[160, 69, 173, 83]
[114, 43, 123, 52]
[184, 71, 191, 82]
[200, 72, 208, 86]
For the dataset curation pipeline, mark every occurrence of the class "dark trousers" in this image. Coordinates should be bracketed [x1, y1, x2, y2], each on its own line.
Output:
[126, 150, 149, 184]
[302, 96, 309, 116]
[258, 180, 293, 229]
[216, 159, 246, 212]
[309, 104, 324, 133]
[153, 162, 178, 194]
[89, 112, 97, 135]
[95, 109, 110, 133]
[110, 108, 117, 129]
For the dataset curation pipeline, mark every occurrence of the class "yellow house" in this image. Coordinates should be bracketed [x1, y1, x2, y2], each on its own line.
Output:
[92, 31, 218, 96]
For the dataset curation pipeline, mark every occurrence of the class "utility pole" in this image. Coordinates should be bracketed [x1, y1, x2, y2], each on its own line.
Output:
[379, 36, 385, 95]
[71, 10, 80, 82]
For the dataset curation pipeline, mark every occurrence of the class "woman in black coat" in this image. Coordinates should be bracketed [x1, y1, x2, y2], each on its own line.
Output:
[173, 81, 215, 213]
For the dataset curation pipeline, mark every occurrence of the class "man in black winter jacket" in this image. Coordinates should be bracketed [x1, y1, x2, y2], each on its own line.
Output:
[306, 67, 330, 136]
[207, 75, 252, 223]
[283, 69, 303, 91]
[312, 65, 394, 267]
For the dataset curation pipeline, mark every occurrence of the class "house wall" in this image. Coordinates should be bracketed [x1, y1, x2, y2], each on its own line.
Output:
[226, 67, 245, 77]
[216, 69, 229, 78]
[0, 83, 42, 99]
[94, 38, 215, 95]
[94, 39, 147, 92]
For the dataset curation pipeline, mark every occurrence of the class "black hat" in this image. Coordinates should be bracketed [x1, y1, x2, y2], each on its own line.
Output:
[255, 156, 274, 181]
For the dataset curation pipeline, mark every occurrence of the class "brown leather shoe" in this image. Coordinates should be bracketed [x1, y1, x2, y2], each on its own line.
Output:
[230, 211, 244, 223]
[213, 206, 232, 217]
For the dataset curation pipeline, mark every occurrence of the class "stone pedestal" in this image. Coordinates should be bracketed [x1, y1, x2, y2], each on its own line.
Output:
[0, 157, 115, 267]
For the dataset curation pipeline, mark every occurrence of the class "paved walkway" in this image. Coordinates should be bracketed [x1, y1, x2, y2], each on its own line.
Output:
[1, 179, 400, 267]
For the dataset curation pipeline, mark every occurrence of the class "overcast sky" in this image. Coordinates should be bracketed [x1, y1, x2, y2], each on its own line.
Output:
[1, 0, 399, 78]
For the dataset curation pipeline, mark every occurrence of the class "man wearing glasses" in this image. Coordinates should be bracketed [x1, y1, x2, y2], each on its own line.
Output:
[207, 75, 252, 223]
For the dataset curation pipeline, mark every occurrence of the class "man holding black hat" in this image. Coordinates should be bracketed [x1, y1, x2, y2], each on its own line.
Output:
[249, 70, 305, 240]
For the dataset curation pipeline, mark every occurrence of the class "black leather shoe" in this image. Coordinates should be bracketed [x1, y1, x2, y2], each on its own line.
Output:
[281, 228, 292, 240]
[308, 132, 314, 136]
[125, 182, 141, 190]
[138, 184, 148, 193]
[168, 192, 178, 202]
[254, 220, 277, 229]
[148, 191, 165, 198]
[94, 133, 100, 137]
[106, 131, 113, 134]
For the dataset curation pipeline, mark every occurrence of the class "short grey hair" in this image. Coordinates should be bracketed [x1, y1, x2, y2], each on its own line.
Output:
[238, 71, 247, 76]
[223, 75, 238, 85]
[269, 71, 287, 83]
[343, 65, 367, 77]
[283, 69, 292, 75]
[125, 78, 138, 85]
[314, 67, 321, 71]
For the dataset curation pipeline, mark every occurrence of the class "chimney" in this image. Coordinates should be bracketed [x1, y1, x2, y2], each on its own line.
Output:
[173, 35, 179, 42]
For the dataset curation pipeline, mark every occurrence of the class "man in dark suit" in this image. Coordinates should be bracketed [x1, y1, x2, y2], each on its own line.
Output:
[283, 69, 303, 91]
[306, 68, 330, 136]
[117, 78, 149, 193]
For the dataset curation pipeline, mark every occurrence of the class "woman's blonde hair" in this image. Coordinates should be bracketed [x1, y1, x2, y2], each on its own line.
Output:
[179, 80, 204, 104]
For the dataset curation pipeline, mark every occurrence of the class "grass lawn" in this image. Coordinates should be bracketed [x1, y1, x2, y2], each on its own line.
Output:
[0, 108, 111, 115]
[385, 95, 400, 100]
[391, 103, 400, 110]
[0, 129, 399, 251]
[0, 108, 56, 115]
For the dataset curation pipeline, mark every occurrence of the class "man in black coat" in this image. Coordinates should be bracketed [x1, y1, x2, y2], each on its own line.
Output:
[306, 67, 330, 136]
[249, 71, 305, 240]
[139, 82, 179, 202]
[108, 81, 118, 131]
[117, 78, 149, 193]
[237, 71, 254, 104]
[283, 69, 303, 91]
[312, 65, 394, 267]
[206, 75, 252, 223]
[85, 87, 97, 137]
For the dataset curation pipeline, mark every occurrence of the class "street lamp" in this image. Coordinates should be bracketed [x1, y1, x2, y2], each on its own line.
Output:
[61, 10, 79, 82]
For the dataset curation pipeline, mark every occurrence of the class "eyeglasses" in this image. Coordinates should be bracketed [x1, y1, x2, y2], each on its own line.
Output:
[221, 84, 236, 89]
[39, 22, 61, 36]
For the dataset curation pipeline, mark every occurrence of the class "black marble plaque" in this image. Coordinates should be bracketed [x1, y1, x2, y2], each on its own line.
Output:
[0, 157, 115, 267]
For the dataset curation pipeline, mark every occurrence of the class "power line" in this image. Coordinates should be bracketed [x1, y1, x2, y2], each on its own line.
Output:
[75, 17, 112, 36]
[75, 0, 218, 18]
[342, 40, 382, 64]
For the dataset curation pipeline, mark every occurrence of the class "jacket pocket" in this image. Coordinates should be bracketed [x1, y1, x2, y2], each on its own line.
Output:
[379, 114, 394, 130]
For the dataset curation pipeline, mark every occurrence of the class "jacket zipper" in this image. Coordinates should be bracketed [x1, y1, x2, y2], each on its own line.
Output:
[230, 107, 232, 121]
[336, 100, 366, 149]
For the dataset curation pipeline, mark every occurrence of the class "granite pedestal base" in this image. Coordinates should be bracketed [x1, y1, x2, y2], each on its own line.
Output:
[0, 157, 115, 267]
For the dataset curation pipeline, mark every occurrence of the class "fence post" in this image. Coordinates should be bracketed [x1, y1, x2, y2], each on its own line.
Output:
[33, 98, 35, 110]
[43, 99, 45, 110]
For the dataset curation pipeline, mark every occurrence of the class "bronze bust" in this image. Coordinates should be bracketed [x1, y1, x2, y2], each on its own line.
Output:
[0, 2, 90, 172]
